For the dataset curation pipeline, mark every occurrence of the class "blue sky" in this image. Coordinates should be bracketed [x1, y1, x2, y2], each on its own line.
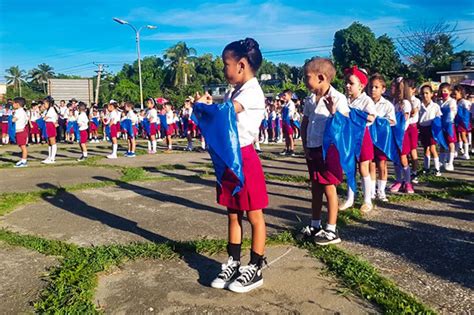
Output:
[1, 0, 473, 80]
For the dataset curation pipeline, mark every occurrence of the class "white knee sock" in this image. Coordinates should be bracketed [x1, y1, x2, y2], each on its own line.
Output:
[147, 140, 151, 151]
[48, 146, 52, 159]
[449, 152, 455, 165]
[51, 144, 57, 160]
[371, 180, 376, 198]
[255, 141, 261, 151]
[362, 176, 372, 205]
[434, 157, 440, 171]
[469, 133, 472, 146]
[464, 143, 469, 156]
[424, 156, 430, 170]
[112, 144, 118, 155]
[403, 166, 411, 183]
[379, 180, 387, 196]
[152, 140, 157, 152]
[346, 187, 355, 205]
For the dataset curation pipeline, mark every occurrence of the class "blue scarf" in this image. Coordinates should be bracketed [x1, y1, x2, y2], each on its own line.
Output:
[8, 116, 16, 144]
[369, 117, 400, 165]
[455, 105, 471, 130]
[441, 106, 455, 137]
[36, 118, 48, 139]
[282, 106, 291, 124]
[121, 119, 134, 138]
[392, 111, 406, 151]
[92, 117, 100, 127]
[431, 117, 449, 150]
[192, 101, 244, 195]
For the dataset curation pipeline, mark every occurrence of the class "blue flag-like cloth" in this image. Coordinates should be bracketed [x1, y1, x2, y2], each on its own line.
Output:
[441, 106, 455, 138]
[121, 119, 134, 137]
[159, 114, 168, 130]
[72, 122, 80, 142]
[192, 101, 244, 195]
[142, 118, 151, 135]
[66, 121, 75, 134]
[392, 111, 406, 151]
[431, 117, 449, 150]
[92, 117, 100, 128]
[36, 118, 48, 139]
[323, 109, 367, 193]
[455, 106, 471, 130]
[8, 116, 16, 144]
[282, 106, 291, 124]
[105, 125, 111, 141]
[275, 116, 281, 138]
[292, 120, 301, 129]
[369, 117, 400, 165]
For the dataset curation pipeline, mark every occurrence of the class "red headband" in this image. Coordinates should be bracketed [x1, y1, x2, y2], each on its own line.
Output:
[344, 65, 368, 86]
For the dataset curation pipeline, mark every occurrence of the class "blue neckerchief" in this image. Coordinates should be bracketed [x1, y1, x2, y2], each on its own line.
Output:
[431, 117, 449, 150]
[142, 118, 151, 135]
[455, 105, 471, 130]
[8, 115, 16, 144]
[441, 106, 455, 137]
[92, 117, 100, 127]
[192, 101, 244, 195]
[369, 117, 400, 165]
[73, 121, 80, 142]
[121, 119, 134, 137]
[392, 111, 406, 151]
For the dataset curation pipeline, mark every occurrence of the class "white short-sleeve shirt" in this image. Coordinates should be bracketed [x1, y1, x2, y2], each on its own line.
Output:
[224, 77, 265, 147]
[439, 97, 457, 122]
[374, 96, 396, 124]
[107, 110, 120, 125]
[77, 112, 89, 131]
[127, 111, 139, 125]
[166, 111, 174, 125]
[14, 108, 28, 132]
[303, 85, 350, 148]
[44, 107, 58, 123]
[419, 101, 442, 127]
[348, 92, 377, 126]
[409, 96, 421, 125]
[283, 100, 296, 119]
[146, 108, 158, 124]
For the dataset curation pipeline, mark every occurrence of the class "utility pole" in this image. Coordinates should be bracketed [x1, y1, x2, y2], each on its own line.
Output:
[94, 63, 106, 105]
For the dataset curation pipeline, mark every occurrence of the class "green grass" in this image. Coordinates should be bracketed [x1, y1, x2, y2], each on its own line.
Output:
[0, 229, 434, 314]
[265, 173, 308, 183]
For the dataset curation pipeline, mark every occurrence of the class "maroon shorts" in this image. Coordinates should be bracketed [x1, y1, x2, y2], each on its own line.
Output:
[46, 122, 57, 138]
[420, 125, 437, 147]
[1, 122, 8, 134]
[187, 121, 197, 132]
[306, 145, 343, 185]
[401, 131, 411, 155]
[282, 122, 294, 136]
[110, 123, 118, 138]
[133, 125, 138, 137]
[374, 146, 387, 162]
[16, 129, 29, 146]
[217, 145, 268, 211]
[166, 125, 174, 136]
[407, 123, 419, 151]
[149, 123, 157, 137]
[89, 122, 98, 132]
[358, 127, 374, 162]
[79, 130, 88, 144]
[456, 122, 471, 133]
[30, 122, 39, 134]
[444, 124, 457, 144]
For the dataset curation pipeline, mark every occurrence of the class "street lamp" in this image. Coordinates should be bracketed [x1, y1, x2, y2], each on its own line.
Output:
[113, 17, 157, 109]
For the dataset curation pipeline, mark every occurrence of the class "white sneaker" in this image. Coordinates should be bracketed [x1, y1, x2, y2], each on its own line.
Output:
[435, 170, 442, 177]
[107, 154, 117, 159]
[454, 151, 458, 158]
[43, 159, 55, 164]
[462, 154, 470, 160]
[14, 160, 27, 168]
[41, 158, 51, 164]
[444, 163, 454, 171]
[339, 200, 354, 211]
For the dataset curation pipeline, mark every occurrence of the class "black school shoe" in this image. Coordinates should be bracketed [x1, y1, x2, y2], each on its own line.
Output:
[228, 258, 267, 293]
[314, 229, 341, 246]
[296, 225, 323, 242]
[211, 257, 241, 289]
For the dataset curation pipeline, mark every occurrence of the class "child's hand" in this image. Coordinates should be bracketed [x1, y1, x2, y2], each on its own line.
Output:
[194, 92, 212, 105]
[323, 95, 336, 114]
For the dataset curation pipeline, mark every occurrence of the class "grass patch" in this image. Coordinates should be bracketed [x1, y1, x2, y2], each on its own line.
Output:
[156, 164, 188, 171]
[120, 167, 151, 182]
[265, 173, 308, 183]
[306, 244, 435, 314]
[0, 192, 42, 216]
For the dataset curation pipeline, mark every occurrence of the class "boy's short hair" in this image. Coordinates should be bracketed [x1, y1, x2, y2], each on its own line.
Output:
[304, 57, 336, 82]
[282, 89, 293, 95]
[439, 82, 451, 91]
[420, 85, 433, 94]
[13, 97, 26, 107]
[124, 101, 135, 109]
[369, 73, 386, 88]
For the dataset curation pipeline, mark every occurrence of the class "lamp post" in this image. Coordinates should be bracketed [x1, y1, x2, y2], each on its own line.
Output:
[113, 17, 156, 109]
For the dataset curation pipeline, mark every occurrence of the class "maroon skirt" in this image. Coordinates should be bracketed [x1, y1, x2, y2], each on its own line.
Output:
[444, 124, 457, 144]
[46, 122, 57, 138]
[358, 127, 374, 162]
[30, 122, 39, 134]
[217, 144, 268, 211]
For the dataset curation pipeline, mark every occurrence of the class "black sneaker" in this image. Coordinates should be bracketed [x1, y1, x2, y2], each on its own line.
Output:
[296, 225, 322, 242]
[210, 257, 240, 289]
[77, 156, 87, 162]
[279, 150, 288, 156]
[314, 229, 341, 246]
[288, 150, 295, 157]
[228, 263, 264, 293]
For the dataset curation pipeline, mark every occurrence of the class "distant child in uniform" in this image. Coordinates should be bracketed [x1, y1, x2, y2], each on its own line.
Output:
[453, 84, 471, 159]
[419, 85, 442, 176]
[42, 96, 59, 164]
[165, 103, 174, 151]
[124, 101, 138, 157]
[280, 89, 296, 156]
[368, 74, 396, 201]
[145, 98, 158, 154]
[105, 100, 120, 159]
[438, 83, 457, 171]
[12, 97, 29, 167]
[205, 38, 268, 293]
[299, 57, 349, 245]
[89, 107, 100, 143]
[29, 101, 41, 144]
[407, 79, 421, 183]
[77, 102, 89, 161]
[340, 66, 377, 213]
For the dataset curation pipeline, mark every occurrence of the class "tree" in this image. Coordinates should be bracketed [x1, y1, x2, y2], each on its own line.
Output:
[5, 66, 26, 96]
[396, 21, 465, 79]
[163, 42, 197, 87]
[29, 63, 55, 93]
[276, 63, 291, 81]
[333, 22, 402, 79]
[257, 59, 277, 79]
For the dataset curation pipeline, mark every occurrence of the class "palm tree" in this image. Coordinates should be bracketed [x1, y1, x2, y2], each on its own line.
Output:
[163, 42, 196, 87]
[5, 66, 26, 96]
[29, 63, 55, 93]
